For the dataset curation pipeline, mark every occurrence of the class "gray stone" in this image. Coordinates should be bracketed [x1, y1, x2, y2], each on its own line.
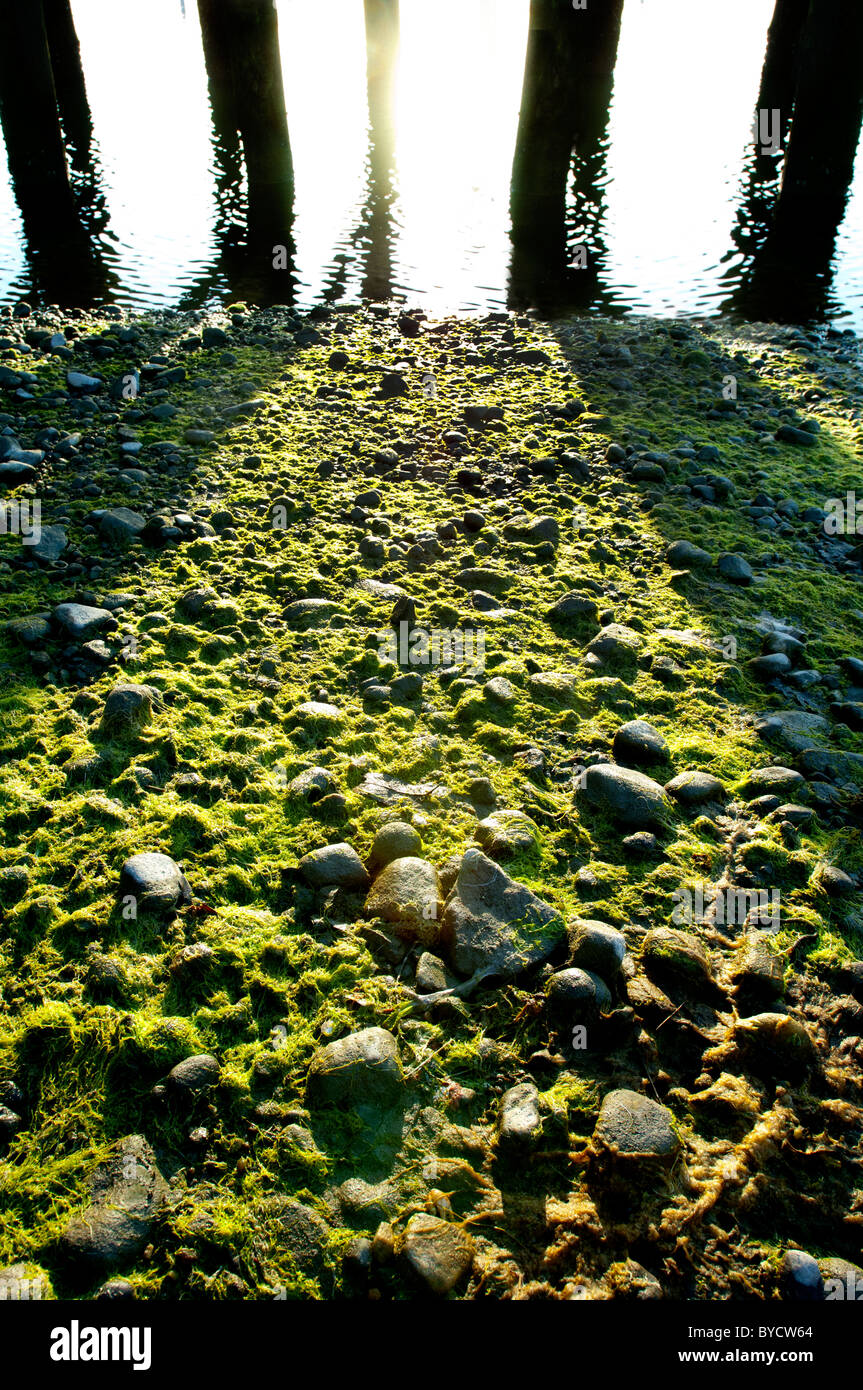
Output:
[442, 849, 564, 979]
[782, 1249, 824, 1300]
[579, 763, 669, 828]
[167, 1054, 220, 1095]
[30, 524, 67, 564]
[717, 553, 753, 584]
[364, 857, 443, 945]
[665, 770, 725, 805]
[593, 1089, 680, 1162]
[119, 852, 192, 914]
[369, 821, 422, 867]
[666, 539, 711, 569]
[547, 591, 600, 623]
[740, 766, 805, 798]
[567, 919, 627, 978]
[546, 967, 611, 1024]
[613, 719, 668, 766]
[99, 508, 147, 544]
[306, 1027, 403, 1109]
[299, 842, 370, 890]
[54, 602, 117, 641]
[498, 1082, 541, 1147]
[474, 810, 538, 860]
[400, 1214, 474, 1295]
[584, 623, 643, 664]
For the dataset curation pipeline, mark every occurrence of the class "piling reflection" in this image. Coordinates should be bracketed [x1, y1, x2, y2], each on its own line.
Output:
[509, 0, 624, 313]
[723, 0, 863, 324]
[193, 0, 296, 306]
[0, 0, 114, 306]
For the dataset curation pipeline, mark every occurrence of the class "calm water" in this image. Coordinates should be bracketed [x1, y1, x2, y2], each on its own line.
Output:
[1, 0, 862, 327]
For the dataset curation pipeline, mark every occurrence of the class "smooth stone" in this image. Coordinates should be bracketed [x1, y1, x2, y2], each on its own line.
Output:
[306, 1027, 403, 1109]
[369, 822, 422, 867]
[118, 852, 192, 914]
[567, 919, 627, 979]
[717, 553, 753, 584]
[364, 857, 443, 945]
[579, 763, 669, 829]
[593, 1090, 681, 1162]
[54, 602, 117, 641]
[299, 842, 370, 890]
[613, 719, 668, 766]
[665, 770, 725, 805]
[498, 1081, 541, 1147]
[400, 1214, 474, 1295]
[99, 683, 158, 736]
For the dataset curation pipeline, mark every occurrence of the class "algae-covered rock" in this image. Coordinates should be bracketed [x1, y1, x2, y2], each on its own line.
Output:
[567, 919, 627, 979]
[593, 1089, 680, 1163]
[578, 763, 670, 828]
[60, 1135, 169, 1272]
[399, 1213, 474, 1295]
[364, 856, 443, 945]
[442, 849, 564, 978]
[643, 927, 713, 987]
[306, 1027, 403, 1109]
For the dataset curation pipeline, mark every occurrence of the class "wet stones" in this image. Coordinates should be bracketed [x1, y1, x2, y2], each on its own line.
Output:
[666, 539, 711, 570]
[578, 764, 670, 829]
[98, 508, 147, 545]
[399, 1214, 474, 1296]
[567, 919, 627, 979]
[717, 553, 753, 585]
[305, 1027, 403, 1110]
[592, 1089, 681, 1168]
[473, 809, 538, 860]
[364, 857, 443, 946]
[546, 967, 611, 1028]
[584, 623, 643, 665]
[612, 719, 668, 767]
[740, 766, 805, 799]
[642, 927, 713, 988]
[546, 591, 600, 625]
[53, 602, 117, 642]
[664, 770, 725, 806]
[165, 1054, 220, 1098]
[369, 821, 422, 868]
[442, 848, 564, 978]
[299, 842, 370, 891]
[60, 1135, 169, 1274]
[118, 852, 192, 915]
[498, 1081, 541, 1149]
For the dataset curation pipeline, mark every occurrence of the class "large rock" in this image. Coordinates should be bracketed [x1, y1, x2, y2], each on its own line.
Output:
[99, 684, 158, 737]
[399, 1214, 474, 1295]
[53, 602, 117, 642]
[473, 809, 538, 859]
[60, 1136, 169, 1272]
[442, 849, 564, 978]
[306, 1027, 403, 1109]
[665, 770, 725, 805]
[299, 842, 370, 890]
[119, 852, 192, 914]
[98, 508, 147, 545]
[364, 857, 443, 945]
[584, 623, 643, 664]
[579, 763, 670, 828]
[369, 822, 422, 867]
[567, 919, 627, 979]
[593, 1089, 680, 1164]
[30, 525, 67, 564]
[613, 720, 668, 766]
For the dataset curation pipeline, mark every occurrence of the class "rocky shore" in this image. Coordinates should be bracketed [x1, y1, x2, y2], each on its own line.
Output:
[0, 297, 861, 1301]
